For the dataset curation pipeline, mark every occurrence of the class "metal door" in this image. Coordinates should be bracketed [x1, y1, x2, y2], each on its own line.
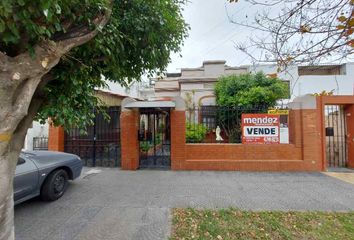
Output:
[325, 105, 348, 167]
[64, 106, 121, 167]
[139, 109, 171, 169]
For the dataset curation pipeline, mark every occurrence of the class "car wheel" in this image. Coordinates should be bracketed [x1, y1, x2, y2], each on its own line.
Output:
[41, 169, 69, 201]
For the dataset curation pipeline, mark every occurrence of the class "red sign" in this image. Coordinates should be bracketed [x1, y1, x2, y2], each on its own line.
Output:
[242, 114, 280, 144]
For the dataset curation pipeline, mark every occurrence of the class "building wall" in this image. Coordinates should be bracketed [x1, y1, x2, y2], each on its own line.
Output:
[249, 63, 354, 100]
[24, 121, 49, 150]
[148, 61, 354, 106]
[95, 91, 123, 106]
[105, 79, 141, 99]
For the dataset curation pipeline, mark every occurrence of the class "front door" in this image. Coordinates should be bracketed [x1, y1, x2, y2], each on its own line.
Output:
[139, 109, 171, 169]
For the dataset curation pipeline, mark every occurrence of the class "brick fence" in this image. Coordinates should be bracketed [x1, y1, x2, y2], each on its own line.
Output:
[169, 108, 321, 171]
[49, 95, 354, 171]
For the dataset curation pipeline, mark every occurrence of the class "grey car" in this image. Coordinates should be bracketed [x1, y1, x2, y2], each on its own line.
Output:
[14, 150, 83, 205]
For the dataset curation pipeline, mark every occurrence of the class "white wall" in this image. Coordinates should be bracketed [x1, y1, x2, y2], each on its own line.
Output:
[106, 80, 141, 98]
[295, 75, 353, 97]
[24, 121, 49, 150]
[249, 63, 354, 100]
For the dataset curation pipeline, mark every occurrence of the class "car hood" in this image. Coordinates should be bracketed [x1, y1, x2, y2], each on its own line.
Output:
[21, 150, 80, 166]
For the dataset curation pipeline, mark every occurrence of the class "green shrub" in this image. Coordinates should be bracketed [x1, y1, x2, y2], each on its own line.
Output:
[140, 141, 152, 152]
[186, 122, 208, 143]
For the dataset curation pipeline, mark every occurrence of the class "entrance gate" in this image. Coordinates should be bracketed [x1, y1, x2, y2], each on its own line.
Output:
[138, 109, 171, 169]
[325, 105, 348, 167]
[64, 106, 121, 167]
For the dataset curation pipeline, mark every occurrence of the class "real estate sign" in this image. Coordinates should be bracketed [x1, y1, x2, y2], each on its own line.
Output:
[242, 114, 280, 144]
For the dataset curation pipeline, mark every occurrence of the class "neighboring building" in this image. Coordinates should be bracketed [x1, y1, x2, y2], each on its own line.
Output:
[141, 60, 354, 107]
[105, 79, 143, 99]
[249, 63, 354, 100]
[24, 121, 49, 151]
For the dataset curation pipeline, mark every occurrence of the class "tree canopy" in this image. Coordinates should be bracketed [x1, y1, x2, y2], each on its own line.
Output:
[215, 72, 289, 107]
[1, 0, 188, 129]
[0, 2, 188, 237]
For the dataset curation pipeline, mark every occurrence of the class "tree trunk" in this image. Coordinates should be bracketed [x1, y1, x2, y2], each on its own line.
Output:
[0, 7, 112, 239]
[0, 94, 43, 240]
[0, 151, 18, 240]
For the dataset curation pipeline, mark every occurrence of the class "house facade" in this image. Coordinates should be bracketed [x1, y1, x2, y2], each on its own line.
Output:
[46, 61, 354, 172]
[140, 60, 354, 107]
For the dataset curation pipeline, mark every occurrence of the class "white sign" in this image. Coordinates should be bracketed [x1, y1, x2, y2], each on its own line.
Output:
[243, 126, 279, 137]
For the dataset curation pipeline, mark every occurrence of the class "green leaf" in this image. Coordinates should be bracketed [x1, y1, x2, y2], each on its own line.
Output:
[7, 22, 20, 38]
[0, 19, 5, 33]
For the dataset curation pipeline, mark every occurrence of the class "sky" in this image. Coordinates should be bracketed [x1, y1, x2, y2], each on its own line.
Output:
[167, 0, 258, 72]
[166, 0, 354, 73]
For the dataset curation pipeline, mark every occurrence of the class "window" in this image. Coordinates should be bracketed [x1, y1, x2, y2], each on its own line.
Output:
[200, 106, 217, 130]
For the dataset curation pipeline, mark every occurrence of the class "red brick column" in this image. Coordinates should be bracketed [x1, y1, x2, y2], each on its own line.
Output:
[48, 125, 64, 152]
[345, 104, 354, 168]
[120, 110, 139, 170]
[170, 110, 186, 170]
[288, 109, 302, 147]
[301, 109, 322, 170]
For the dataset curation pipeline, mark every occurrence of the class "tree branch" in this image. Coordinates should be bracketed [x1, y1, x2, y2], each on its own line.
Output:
[10, 97, 43, 152]
[55, 3, 112, 52]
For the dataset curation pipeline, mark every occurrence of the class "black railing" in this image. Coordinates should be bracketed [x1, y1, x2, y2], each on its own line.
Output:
[33, 137, 48, 150]
[64, 106, 121, 167]
[185, 105, 287, 144]
[325, 105, 348, 167]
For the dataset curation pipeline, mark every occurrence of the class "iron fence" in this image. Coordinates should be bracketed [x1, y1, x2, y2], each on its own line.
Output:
[325, 105, 348, 167]
[64, 106, 121, 167]
[186, 105, 288, 143]
[33, 137, 48, 150]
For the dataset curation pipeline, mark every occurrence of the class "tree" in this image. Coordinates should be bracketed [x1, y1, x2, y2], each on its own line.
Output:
[228, 0, 354, 68]
[214, 72, 288, 142]
[0, 1, 188, 239]
[215, 72, 289, 107]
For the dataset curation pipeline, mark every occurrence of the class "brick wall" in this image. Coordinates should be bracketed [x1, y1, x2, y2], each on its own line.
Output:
[170, 108, 323, 171]
[48, 125, 64, 152]
[120, 110, 139, 170]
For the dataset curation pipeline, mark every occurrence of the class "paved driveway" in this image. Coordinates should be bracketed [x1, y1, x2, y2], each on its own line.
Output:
[15, 168, 354, 240]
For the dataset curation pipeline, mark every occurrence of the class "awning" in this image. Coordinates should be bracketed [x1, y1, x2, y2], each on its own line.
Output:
[124, 101, 175, 109]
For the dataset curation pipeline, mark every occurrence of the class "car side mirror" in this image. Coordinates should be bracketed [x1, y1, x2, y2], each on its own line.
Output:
[17, 158, 25, 165]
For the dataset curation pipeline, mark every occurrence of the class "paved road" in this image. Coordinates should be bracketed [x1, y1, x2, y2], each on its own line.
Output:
[15, 168, 354, 240]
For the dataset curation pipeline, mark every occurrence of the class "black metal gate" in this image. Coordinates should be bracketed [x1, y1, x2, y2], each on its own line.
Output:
[64, 106, 121, 167]
[325, 105, 348, 168]
[138, 109, 171, 169]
